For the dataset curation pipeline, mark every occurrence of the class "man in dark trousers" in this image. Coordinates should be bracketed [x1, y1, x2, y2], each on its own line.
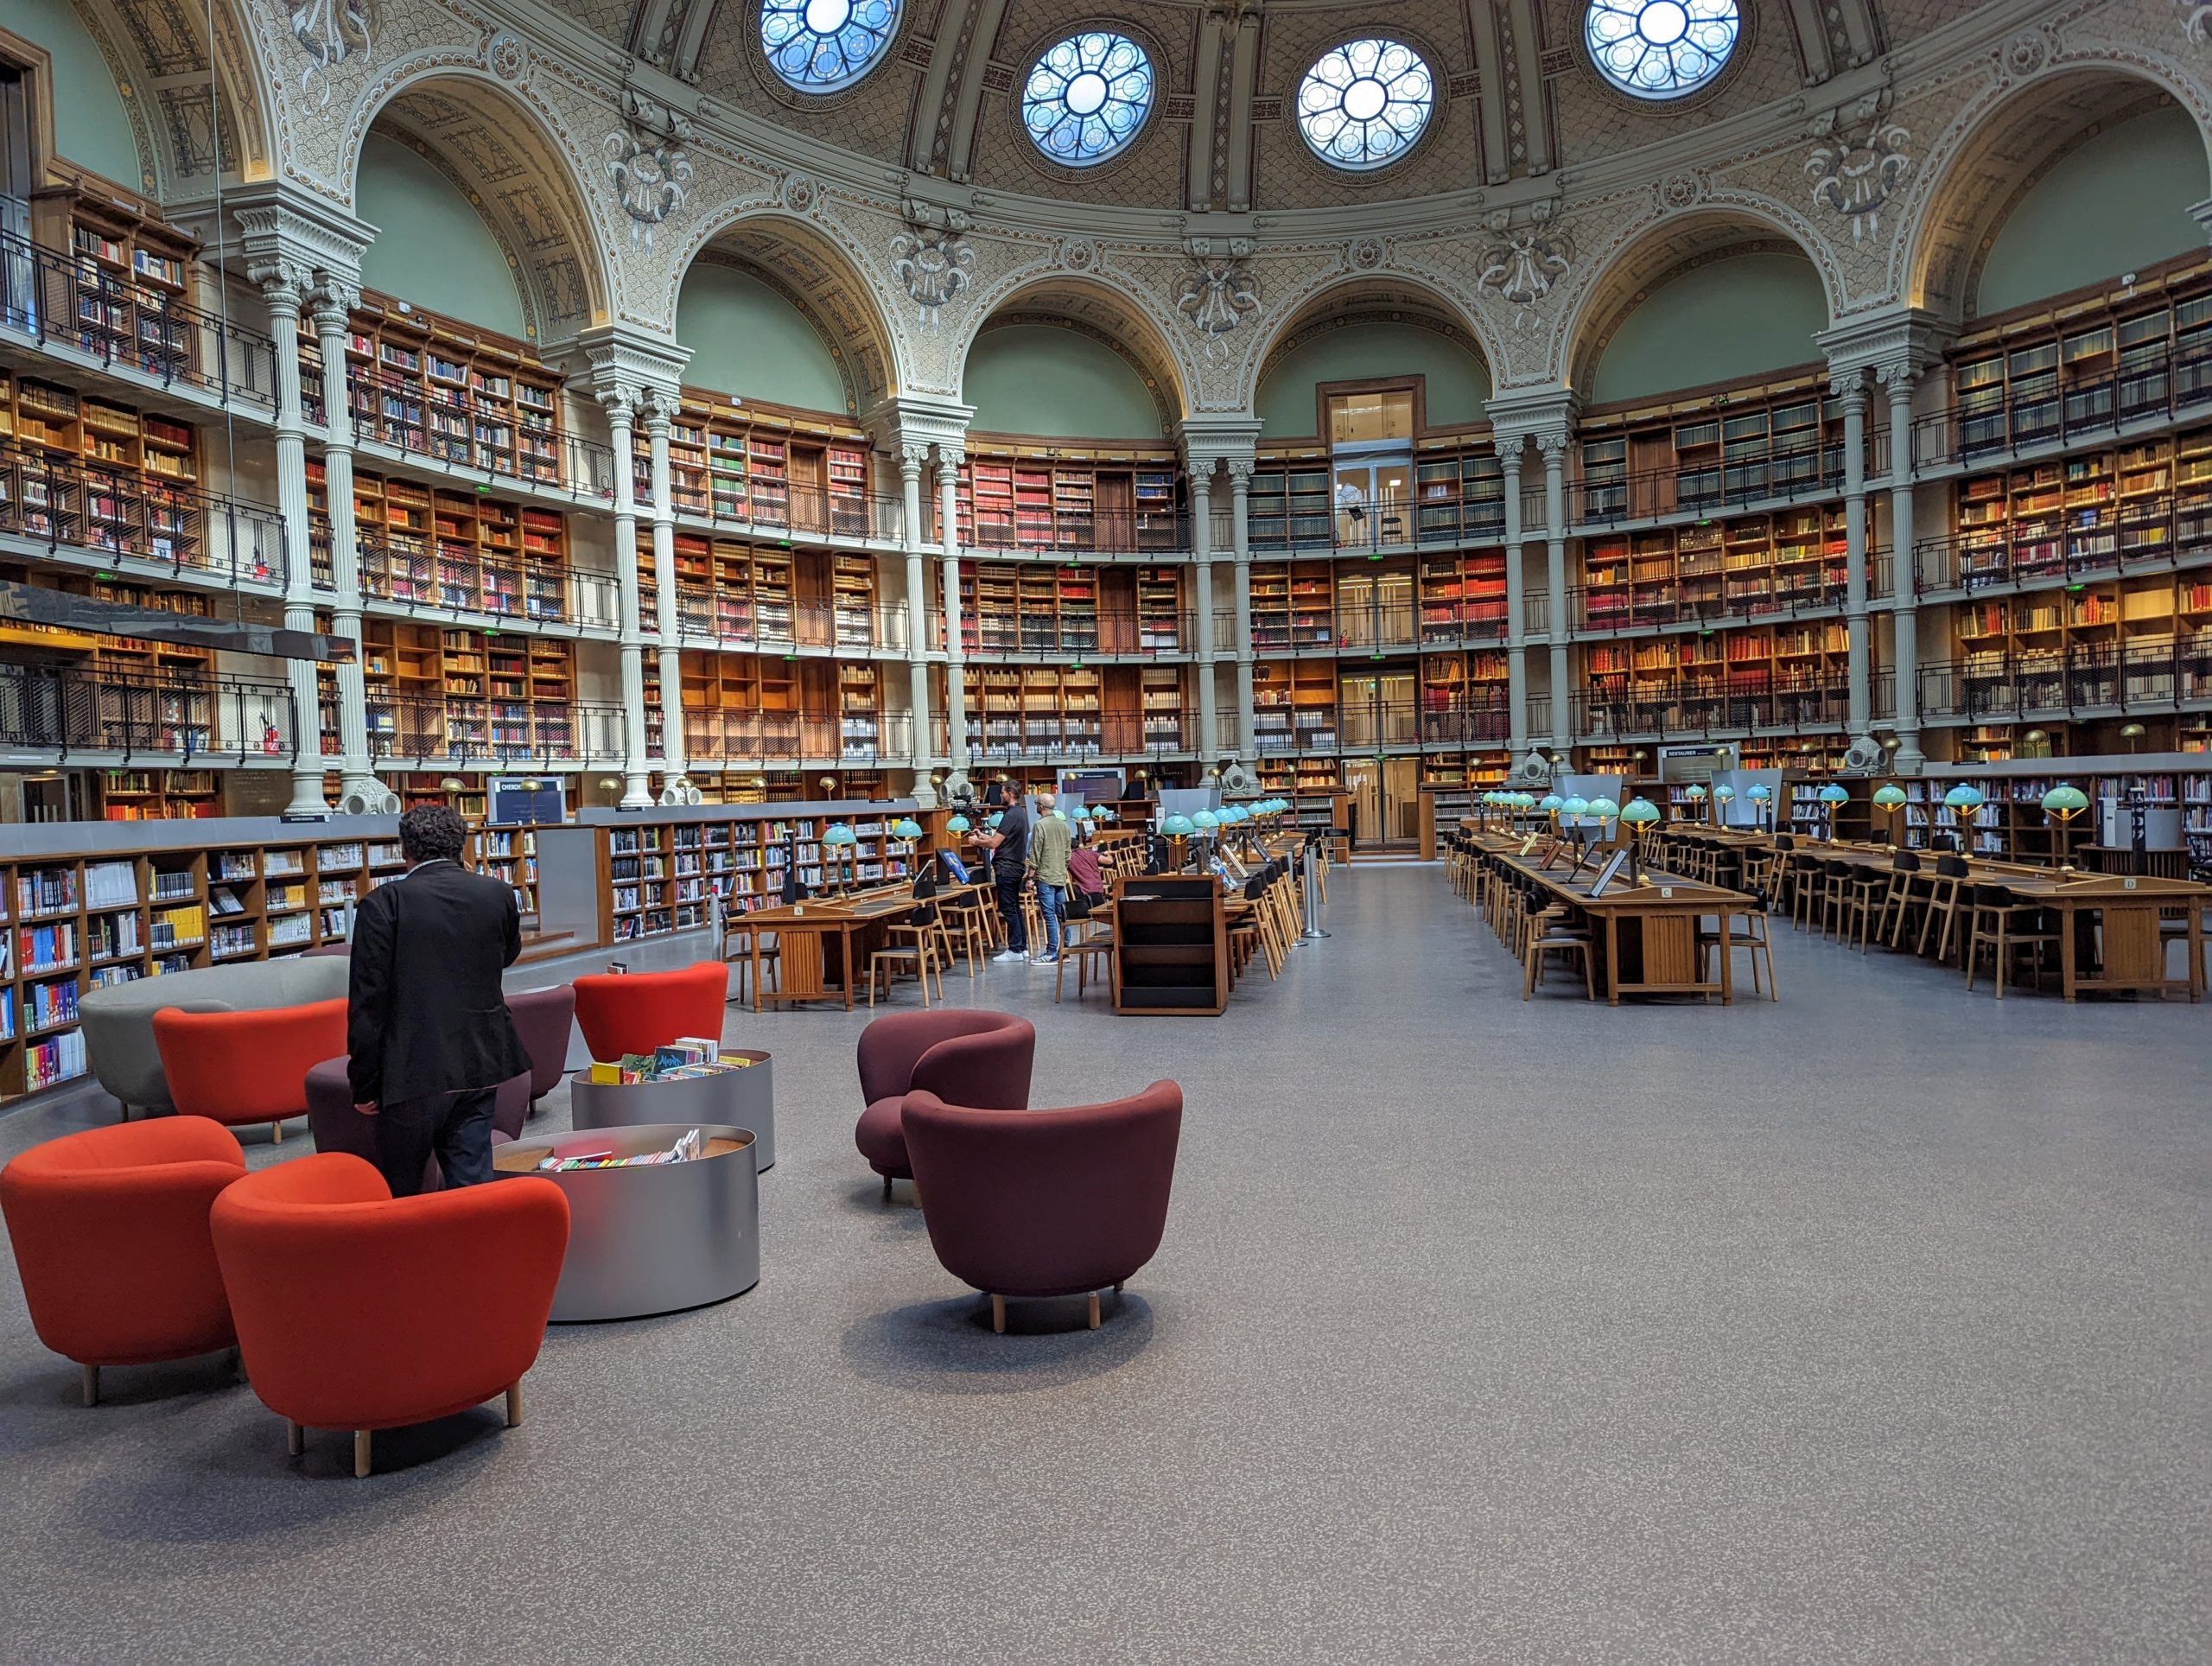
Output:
[980, 790, 1031, 963]
[347, 804, 530, 1196]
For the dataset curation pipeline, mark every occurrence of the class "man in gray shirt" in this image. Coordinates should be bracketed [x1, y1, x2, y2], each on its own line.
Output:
[1027, 790, 1074, 964]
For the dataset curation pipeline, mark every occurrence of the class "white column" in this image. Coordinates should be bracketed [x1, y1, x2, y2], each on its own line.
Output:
[645, 390, 684, 784]
[1539, 434, 1570, 750]
[1228, 459, 1256, 761]
[937, 442, 969, 776]
[1190, 461, 1219, 758]
[602, 391, 652, 806]
[1840, 371, 1872, 741]
[254, 264, 327, 815]
[899, 443, 934, 785]
[1883, 362, 1923, 770]
[1498, 437, 1529, 754]
[311, 281, 375, 799]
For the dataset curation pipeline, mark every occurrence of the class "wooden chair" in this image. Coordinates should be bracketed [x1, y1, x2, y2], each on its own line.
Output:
[1873, 851, 1923, 949]
[935, 889, 988, 973]
[1700, 905, 1777, 1000]
[868, 901, 945, 1008]
[1962, 884, 2061, 998]
[1836, 864, 1889, 953]
[1055, 919, 1115, 1003]
[1522, 906, 1594, 1000]
[1916, 855, 1973, 963]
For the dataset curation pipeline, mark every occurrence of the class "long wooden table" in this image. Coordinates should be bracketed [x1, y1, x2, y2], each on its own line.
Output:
[1470, 830, 1757, 1004]
[724, 880, 992, 1011]
[1775, 839, 2206, 1002]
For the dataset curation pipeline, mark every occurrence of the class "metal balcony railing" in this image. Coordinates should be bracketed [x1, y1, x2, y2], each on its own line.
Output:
[1571, 679, 1854, 741]
[1912, 339, 2212, 469]
[1913, 500, 2212, 595]
[0, 227, 279, 412]
[940, 709, 1206, 760]
[646, 457, 906, 543]
[956, 506, 1192, 559]
[0, 441, 287, 587]
[0, 662, 303, 759]
[346, 365, 616, 499]
[1917, 634, 2212, 721]
[944, 607, 1197, 658]
[1249, 490, 1513, 556]
[675, 593, 910, 654]
[680, 710, 915, 766]
[1569, 556, 1893, 634]
[1246, 597, 1510, 656]
[365, 695, 626, 766]
[345, 530, 617, 629]
[1570, 442, 1851, 530]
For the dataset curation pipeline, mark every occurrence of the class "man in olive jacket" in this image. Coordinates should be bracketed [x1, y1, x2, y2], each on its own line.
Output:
[347, 804, 529, 1194]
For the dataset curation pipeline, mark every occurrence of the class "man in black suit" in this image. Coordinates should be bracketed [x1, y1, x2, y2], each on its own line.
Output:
[347, 804, 530, 1196]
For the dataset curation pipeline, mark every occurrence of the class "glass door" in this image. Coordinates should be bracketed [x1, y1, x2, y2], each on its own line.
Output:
[1332, 459, 1413, 549]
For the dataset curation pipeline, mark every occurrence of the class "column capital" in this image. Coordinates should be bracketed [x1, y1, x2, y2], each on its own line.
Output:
[1816, 306, 1952, 383]
[597, 385, 638, 425]
[898, 441, 930, 475]
[308, 276, 360, 334]
[1176, 415, 1262, 478]
[1484, 385, 1578, 454]
[1224, 456, 1255, 490]
[639, 385, 681, 436]
[229, 188, 370, 292]
[248, 258, 311, 310]
[868, 393, 973, 462]
[577, 323, 691, 410]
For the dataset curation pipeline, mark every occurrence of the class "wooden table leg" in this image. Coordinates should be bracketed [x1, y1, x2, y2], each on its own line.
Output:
[1605, 917, 1621, 1006]
[2061, 903, 2079, 1003]
[841, 930, 855, 1011]
[1719, 904, 1734, 1005]
[750, 932, 764, 1014]
[2192, 915, 2204, 1002]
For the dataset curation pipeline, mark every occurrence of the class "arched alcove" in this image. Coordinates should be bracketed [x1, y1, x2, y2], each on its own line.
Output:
[1256, 321, 1491, 437]
[16, 0, 141, 188]
[963, 322, 1166, 438]
[1975, 102, 2209, 315]
[354, 131, 526, 336]
[1589, 251, 1828, 404]
[677, 259, 852, 412]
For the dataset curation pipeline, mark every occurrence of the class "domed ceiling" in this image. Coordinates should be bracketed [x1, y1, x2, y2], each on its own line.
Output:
[536, 1, 1980, 213]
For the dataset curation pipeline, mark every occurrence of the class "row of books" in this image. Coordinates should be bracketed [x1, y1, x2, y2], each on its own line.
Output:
[534, 1127, 706, 1172]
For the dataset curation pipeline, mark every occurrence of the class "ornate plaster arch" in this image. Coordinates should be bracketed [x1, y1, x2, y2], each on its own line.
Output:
[1555, 204, 1844, 397]
[1249, 270, 1508, 418]
[67, 0, 274, 195]
[346, 65, 616, 339]
[654, 203, 905, 408]
[1895, 48, 2212, 325]
[945, 258, 1197, 420]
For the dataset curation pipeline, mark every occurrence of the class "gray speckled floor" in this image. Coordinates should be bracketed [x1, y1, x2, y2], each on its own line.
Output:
[2, 865, 2207, 1663]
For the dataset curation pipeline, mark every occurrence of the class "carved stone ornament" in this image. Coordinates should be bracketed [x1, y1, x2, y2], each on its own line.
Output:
[2003, 31, 2048, 77]
[1659, 171, 1703, 211]
[606, 98, 695, 251]
[1806, 95, 1913, 244]
[2186, 3, 2212, 48]
[1060, 237, 1099, 273]
[1478, 229, 1572, 327]
[1176, 241, 1262, 347]
[284, 0, 372, 105]
[782, 173, 820, 213]
[1347, 237, 1385, 272]
[891, 206, 975, 331]
[486, 29, 526, 81]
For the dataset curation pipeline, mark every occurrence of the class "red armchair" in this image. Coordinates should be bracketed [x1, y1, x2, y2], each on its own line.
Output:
[902, 1081, 1181, 1332]
[153, 997, 348, 1143]
[572, 963, 728, 1062]
[0, 1119, 246, 1403]
[505, 984, 577, 1110]
[211, 1153, 569, 1478]
[854, 1009, 1035, 1199]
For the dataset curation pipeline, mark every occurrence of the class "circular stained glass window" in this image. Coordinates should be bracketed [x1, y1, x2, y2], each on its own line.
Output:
[1022, 33, 1154, 166]
[760, 0, 900, 93]
[1296, 40, 1434, 171]
[1585, 0, 1740, 100]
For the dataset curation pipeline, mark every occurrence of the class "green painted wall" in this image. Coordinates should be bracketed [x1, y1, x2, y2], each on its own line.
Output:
[1977, 104, 2210, 315]
[1255, 322, 1491, 437]
[354, 134, 525, 336]
[20, 0, 139, 188]
[962, 324, 1162, 437]
[677, 264, 849, 411]
[1590, 253, 1828, 404]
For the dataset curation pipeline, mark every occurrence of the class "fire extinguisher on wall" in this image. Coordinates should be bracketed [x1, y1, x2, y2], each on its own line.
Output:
[261, 713, 281, 755]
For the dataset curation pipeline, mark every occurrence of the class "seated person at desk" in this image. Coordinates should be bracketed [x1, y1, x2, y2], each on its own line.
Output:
[1066, 825, 1105, 919]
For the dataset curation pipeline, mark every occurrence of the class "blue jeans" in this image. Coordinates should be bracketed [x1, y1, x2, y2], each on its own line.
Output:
[1037, 882, 1066, 957]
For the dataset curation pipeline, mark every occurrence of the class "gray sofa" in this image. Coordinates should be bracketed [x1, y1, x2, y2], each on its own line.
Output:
[79, 956, 353, 1116]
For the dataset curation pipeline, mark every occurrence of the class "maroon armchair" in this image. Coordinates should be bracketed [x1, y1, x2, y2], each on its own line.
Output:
[854, 1010, 1034, 1199]
[503, 985, 576, 1111]
[902, 1081, 1182, 1332]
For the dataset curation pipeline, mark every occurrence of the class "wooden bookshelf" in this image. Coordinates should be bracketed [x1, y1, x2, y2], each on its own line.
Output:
[29, 179, 199, 376]
[1580, 618, 1853, 736]
[958, 560, 1097, 653]
[1249, 450, 1332, 551]
[1580, 504, 1848, 630]
[0, 828, 408, 1101]
[1249, 560, 1338, 652]
[679, 652, 885, 764]
[1940, 429, 2209, 592]
[0, 375, 206, 570]
[1418, 547, 1508, 640]
[1575, 375, 1844, 523]
[1252, 662, 1338, 756]
[1413, 437, 1506, 543]
[342, 293, 563, 485]
[957, 442, 1182, 554]
[359, 621, 575, 758]
[632, 392, 874, 535]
